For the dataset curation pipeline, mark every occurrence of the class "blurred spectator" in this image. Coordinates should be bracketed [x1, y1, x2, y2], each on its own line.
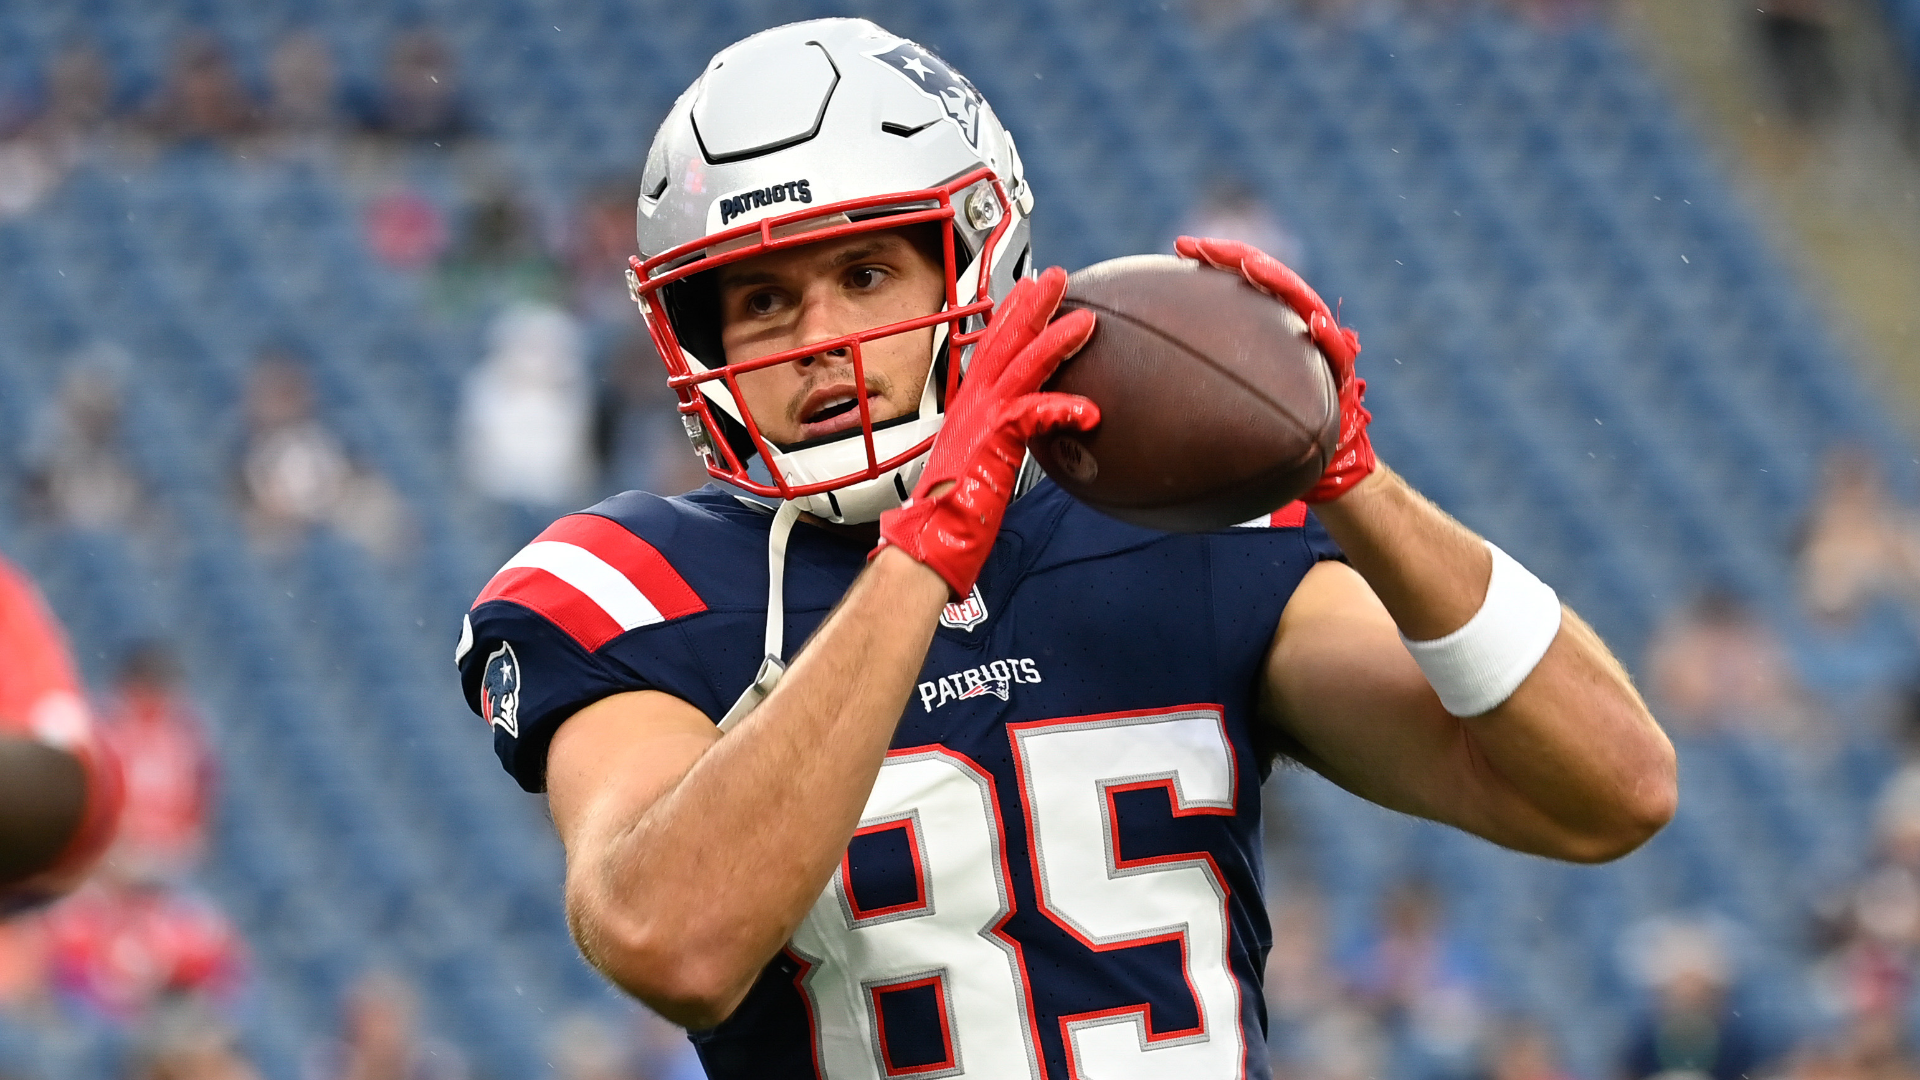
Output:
[594, 329, 693, 495]
[551, 1011, 640, 1080]
[238, 351, 408, 557]
[1265, 890, 1341, 1026]
[432, 188, 564, 317]
[97, 642, 215, 883]
[1806, 766, 1920, 1032]
[1510, 0, 1608, 27]
[1617, 914, 1762, 1080]
[0, 918, 50, 1011]
[568, 179, 641, 326]
[1293, 0, 1364, 21]
[1176, 177, 1308, 273]
[364, 187, 448, 271]
[1778, 1038, 1856, 1080]
[1186, 0, 1281, 33]
[1645, 587, 1813, 738]
[142, 33, 259, 143]
[654, 447, 716, 497]
[1265, 888, 1363, 1076]
[239, 352, 348, 539]
[41, 42, 117, 134]
[0, 43, 117, 216]
[1285, 999, 1392, 1080]
[1477, 1018, 1577, 1080]
[0, 134, 61, 217]
[1829, 1012, 1920, 1080]
[130, 999, 262, 1080]
[263, 31, 346, 143]
[1797, 446, 1920, 627]
[1753, 0, 1842, 128]
[23, 349, 147, 532]
[1779, 1016, 1920, 1080]
[12, 41, 118, 144]
[313, 969, 468, 1080]
[1342, 877, 1486, 1079]
[40, 873, 245, 1025]
[358, 30, 469, 145]
[460, 303, 595, 525]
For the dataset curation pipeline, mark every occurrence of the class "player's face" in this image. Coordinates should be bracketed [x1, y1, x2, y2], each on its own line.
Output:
[717, 227, 946, 447]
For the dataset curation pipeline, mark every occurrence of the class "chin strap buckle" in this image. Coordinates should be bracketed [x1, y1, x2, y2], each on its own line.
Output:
[718, 654, 787, 732]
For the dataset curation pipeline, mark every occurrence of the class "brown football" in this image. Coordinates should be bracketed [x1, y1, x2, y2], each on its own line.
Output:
[1033, 254, 1340, 532]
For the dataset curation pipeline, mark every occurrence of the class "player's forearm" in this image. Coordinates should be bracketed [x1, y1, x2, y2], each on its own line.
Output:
[573, 548, 949, 1025]
[1312, 466, 1676, 860]
[1308, 466, 1490, 639]
[1473, 608, 1676, 860]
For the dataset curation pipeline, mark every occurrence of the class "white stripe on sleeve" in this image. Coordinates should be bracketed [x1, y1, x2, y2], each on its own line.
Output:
[500, 540, 666, 630]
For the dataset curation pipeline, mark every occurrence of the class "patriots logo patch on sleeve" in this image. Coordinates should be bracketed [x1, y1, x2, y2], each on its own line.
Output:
[867, 41, 985, 150]
[481, 642, 522, 738]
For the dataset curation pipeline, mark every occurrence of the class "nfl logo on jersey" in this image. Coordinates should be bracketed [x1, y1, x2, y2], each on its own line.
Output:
[481, 643, 522, 738]
[938, 586, 988, 631]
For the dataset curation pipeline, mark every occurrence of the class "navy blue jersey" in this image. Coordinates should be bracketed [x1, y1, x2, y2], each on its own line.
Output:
[458, 481, 1342, 1080]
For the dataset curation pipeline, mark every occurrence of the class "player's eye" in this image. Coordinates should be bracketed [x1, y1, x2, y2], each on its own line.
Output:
[847, 266, 888, 291]
[742, 290, 784, 316]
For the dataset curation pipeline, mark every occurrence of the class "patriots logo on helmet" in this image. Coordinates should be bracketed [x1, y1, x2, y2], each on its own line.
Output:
[867, 41, 985, 150]
[481, 643, 522, 738]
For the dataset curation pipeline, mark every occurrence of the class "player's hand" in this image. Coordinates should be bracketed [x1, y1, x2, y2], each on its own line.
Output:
[1176, 235, 1375, 502]
[876, 267, 1098, 597]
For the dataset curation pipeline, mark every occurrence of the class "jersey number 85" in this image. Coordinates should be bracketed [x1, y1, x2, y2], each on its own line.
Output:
[789, 706, 1247, 1079]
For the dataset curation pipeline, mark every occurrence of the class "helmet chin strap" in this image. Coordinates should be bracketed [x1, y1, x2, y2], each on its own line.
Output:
[709, 244, 1004, 727]
[717, 499, 801, 732]
[716, 441, 1041, 735]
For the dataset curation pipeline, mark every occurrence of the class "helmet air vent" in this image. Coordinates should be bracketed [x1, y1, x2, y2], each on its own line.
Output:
[691, 40, 840, 165]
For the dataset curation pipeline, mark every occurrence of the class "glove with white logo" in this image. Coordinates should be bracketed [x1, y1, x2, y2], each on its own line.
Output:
[876, 267, 1098, 597]
[1175, 235, 1375, 502]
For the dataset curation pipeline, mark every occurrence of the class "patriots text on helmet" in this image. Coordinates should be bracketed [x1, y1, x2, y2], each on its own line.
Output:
[718, 180, 813, 225]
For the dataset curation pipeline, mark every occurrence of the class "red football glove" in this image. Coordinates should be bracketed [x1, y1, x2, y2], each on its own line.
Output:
[1175, 235, 1375, 502]
[876, 267, 1099, 597]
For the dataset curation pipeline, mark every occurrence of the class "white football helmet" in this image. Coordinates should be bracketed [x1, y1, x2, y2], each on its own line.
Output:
[628, 18, 1034, 523]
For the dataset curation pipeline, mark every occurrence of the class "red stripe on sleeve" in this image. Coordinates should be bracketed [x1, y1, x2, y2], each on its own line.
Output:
[475, 566, 626, 653]
[1269, 502, 1308, 529]
[536, 515, 707, 620]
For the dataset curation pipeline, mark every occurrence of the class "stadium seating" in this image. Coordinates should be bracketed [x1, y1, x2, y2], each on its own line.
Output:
[0, 1, 1913, 1077]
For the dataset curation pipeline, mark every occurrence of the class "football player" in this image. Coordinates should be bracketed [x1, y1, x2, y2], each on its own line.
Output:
[457, 19, 1675, 1078]
[0, 554, 123, 916]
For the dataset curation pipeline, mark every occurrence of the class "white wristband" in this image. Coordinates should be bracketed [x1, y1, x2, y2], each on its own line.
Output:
[1400, 542, 1562, 717]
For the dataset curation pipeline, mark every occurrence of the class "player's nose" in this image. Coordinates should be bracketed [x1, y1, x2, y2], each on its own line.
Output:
[791, 291, 858, 369]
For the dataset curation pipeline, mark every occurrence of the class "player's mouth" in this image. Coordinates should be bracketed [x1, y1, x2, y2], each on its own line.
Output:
[797, 383, 882, 440]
